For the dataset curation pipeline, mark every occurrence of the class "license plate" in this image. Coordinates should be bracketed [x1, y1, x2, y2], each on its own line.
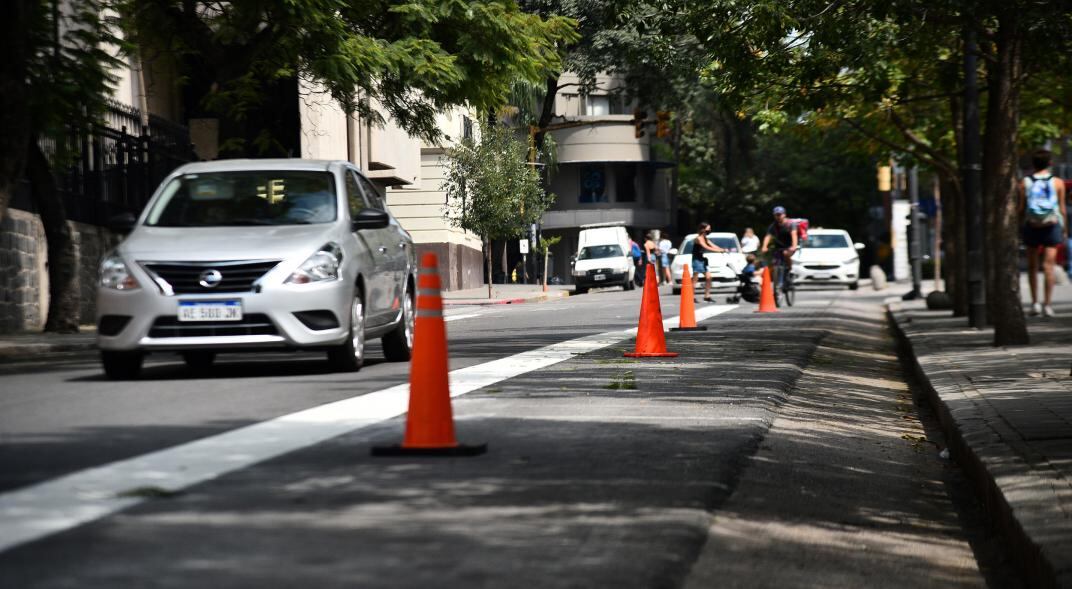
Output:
[593, 274, 606, 281]
[812, 273, 832, 280]
[178, 300, 243, 322]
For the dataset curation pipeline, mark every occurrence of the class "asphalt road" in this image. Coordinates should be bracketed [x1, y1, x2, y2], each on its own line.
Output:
[0, 284, 995, 588]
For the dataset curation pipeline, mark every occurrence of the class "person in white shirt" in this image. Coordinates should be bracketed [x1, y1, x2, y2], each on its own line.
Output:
[740, 227, 759, 254]
[657, 233, 673, 285]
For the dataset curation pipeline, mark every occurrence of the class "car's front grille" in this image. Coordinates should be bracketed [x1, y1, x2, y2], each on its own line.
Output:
[804, 264, 840, 270]
[586, 268, 616, 276]
[141, 260, 280, 295]
[148, 314, 278, 338]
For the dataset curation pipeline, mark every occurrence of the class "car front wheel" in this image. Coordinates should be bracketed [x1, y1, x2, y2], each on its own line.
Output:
[327, 289, 365, 372]
[101, 350, 144, 380]
[382, 285, 414, 362]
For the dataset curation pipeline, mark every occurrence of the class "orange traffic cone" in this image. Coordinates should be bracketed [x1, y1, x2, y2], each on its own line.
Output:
[671, 265, 707, 332]
[625, 264, 679, 358]
[755, 266, 778, 313]
[372, 252, 486, 456]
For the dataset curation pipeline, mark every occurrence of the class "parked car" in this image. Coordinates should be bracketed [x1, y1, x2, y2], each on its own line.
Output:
[670, 232, 747, 295]
[571, 223, 635, 294]
[790, 228, 864, 289]
[95, 159, 416, 379]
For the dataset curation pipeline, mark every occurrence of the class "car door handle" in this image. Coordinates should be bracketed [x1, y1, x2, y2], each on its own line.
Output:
[377, 246, 387, 253]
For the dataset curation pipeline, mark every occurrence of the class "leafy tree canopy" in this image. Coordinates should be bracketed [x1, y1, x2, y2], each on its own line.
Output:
[121, 0, 578, 148]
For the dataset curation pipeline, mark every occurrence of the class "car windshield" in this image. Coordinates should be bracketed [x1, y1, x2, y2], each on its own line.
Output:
[144, 171, 337, 227]
[802, 234, 851, 248]
[578, 244, 624, 260]
[680, 234, 739, 255]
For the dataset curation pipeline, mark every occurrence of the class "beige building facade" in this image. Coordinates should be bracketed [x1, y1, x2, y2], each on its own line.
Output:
[541, 73, 674, 284]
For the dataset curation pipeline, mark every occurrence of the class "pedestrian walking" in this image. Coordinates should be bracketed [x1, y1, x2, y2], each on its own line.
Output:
[630, 236, 645, 287]
[657, 232, 673, 285]
[692, 222, 728, 302]
[1020, 149, 1067, 317]
[741, 227, 759, 254]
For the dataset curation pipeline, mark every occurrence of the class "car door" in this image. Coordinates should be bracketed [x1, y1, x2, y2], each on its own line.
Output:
[355, 173, 409, 320]
[344, 169, 392, 326]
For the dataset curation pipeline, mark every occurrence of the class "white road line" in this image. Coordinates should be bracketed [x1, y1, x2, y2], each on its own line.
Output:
[0, 303, 737, 553]
[444, 313, 481, 322]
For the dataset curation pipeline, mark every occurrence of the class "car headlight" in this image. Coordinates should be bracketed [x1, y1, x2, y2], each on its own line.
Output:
[572, 269, 586, 277]
[99, 254, 140, 290]
[286, 243, 343, 284]
[843, 257, 859, 265]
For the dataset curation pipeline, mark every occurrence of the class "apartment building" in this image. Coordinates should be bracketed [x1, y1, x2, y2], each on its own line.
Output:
[540, 73, 674, 284]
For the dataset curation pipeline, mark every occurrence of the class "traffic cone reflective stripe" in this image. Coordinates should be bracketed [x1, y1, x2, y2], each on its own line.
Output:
[671, 265, 707, 332]
[372, 252, 486, 456]
[625, 264, 678, 358]
[756, 266, 778, 313]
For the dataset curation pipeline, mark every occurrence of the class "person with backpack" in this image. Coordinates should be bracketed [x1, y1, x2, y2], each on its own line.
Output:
[629, 237, 645, 287]
[1020, 149, 1067, 317]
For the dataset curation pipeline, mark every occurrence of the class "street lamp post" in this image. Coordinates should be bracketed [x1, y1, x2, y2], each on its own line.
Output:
[903, 165, 923, 300]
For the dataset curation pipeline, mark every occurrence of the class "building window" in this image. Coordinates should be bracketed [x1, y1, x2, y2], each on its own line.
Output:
[615, 165, 636, 202]
[579, 166, 607, 203]
[584, 95, 611, 116]
[462, 115, 473, 140]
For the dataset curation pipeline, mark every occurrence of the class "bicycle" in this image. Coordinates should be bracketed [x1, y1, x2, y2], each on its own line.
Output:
[770, 248, 795, 307]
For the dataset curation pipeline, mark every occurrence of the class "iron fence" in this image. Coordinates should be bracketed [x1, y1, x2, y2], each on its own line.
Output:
[13, 99, 196, 226]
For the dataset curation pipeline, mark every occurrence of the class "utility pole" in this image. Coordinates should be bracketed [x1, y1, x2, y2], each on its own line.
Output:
[903, 165, 923, 300]
[963, 26, 987, 328]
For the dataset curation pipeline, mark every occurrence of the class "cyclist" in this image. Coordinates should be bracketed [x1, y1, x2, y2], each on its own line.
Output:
[760, 206, 800, 297]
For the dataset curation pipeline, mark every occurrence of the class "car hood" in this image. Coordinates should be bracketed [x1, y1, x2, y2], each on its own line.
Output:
[794, 248, 855, 263]
[119, 225, 336, 262]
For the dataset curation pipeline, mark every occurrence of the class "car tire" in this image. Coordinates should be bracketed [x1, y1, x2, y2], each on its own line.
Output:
[849, 281, 859, 291]
[575, 286, 588, 295]
[625, 279, 636, 291]
[327, 289, 365, 372]
[101, 350, 144, 380]
[182, 351, 216, 371]
[382, 285, 414, 362]
[672, 287, 681, 295]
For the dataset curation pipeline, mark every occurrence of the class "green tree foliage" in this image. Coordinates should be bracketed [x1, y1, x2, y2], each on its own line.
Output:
[683, 0, 1072, 345]
[444, 124, 554, 297]
[121, 0, 578, 155]
[1, 0, 123, 224]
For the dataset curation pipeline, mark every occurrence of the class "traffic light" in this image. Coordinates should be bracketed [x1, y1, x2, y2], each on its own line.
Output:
[632, 109, 647, 138]
[655, 111, 671, 139]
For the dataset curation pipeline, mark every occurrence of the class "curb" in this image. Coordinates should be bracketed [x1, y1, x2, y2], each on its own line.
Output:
[0, 341, 97, 362]
[886, 303, 1066, 589]
[443, 291, 569, 307]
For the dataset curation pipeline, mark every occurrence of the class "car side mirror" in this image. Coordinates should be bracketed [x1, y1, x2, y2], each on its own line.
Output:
[669, 248, 678, 255]
[108, 212, 137, 234]
[351, 208, 389, 231]
[854, 242, 865, 250]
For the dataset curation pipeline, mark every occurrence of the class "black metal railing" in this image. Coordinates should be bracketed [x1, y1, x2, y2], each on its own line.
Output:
[13, 99, 196, 226]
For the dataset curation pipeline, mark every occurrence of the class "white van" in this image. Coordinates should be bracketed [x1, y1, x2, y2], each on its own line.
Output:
[571, 223, 636, 294]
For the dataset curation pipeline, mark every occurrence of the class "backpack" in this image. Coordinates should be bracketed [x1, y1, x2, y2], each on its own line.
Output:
[629, 241, 642, 259]
[1024, 174, 1062, 227]
[789, 218, 809, 242]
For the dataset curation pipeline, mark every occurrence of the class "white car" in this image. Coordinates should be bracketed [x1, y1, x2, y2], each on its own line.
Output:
[670, 232, 747, 295]
[96, 159, 416, 379]
[791, 229, 864, 289]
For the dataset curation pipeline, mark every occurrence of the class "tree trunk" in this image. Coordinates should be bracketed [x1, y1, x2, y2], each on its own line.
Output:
[0, 0, 36, 223]
[27, 139, 80, 333]
[981, 14, 1028, 346]
[940, 172, 968, 316]
[484, 236, 493, 299]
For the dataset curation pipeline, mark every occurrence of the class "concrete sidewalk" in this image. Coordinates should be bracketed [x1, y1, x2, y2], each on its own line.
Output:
[441, 283, 571, 306]
[889, 283, 1072, 588]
